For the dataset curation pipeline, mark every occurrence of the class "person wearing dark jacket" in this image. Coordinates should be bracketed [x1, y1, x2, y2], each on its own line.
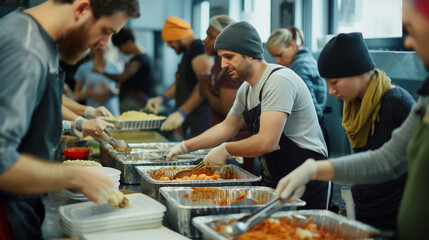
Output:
[266, 27, 327, 121]
[318, 32, 415, 230]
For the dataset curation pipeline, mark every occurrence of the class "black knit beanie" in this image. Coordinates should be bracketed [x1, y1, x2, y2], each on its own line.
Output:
[318, 32, 375, 78]
[214, 21, 264, 59]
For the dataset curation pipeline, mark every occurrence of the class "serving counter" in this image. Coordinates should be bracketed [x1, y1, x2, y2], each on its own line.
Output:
[45, 131, 385, 240]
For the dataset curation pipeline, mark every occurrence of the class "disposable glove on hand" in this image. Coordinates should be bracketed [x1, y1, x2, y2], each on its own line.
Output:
[203, 143, 229, 167]
[143, 96, 164, 114]
[160, 111, 185, 131]
[82, 118, 115, 135]
[165, 141, 189, 161]
[274, 158, 318, 201]
[85, 106, 113, 118]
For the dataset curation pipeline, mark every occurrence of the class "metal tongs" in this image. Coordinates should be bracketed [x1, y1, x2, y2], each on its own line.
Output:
[100, 128, 131, 154]
[219, 197, 298, 238]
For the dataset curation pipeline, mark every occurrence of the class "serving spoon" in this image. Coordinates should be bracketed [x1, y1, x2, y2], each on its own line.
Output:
[172, 161, 205, 179]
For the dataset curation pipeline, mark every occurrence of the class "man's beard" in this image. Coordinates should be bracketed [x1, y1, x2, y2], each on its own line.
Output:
[175, 41, 186, 54]
[231, 59, 252, 80]
[58, 20, 93, 65]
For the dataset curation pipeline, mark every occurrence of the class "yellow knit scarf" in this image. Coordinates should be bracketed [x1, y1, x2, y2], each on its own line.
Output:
[342, 69, 391, 148]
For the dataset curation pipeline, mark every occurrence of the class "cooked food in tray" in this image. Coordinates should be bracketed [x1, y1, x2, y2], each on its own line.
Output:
[162, 171, 223, 181]
[182, 187, 258, 206]
[105, 111, 165, 121]
[150, 167, 239, 181]
[212, 216, 345, 240]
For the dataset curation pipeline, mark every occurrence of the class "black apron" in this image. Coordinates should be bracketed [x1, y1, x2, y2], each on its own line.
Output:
[242, 67, 329, 209]
[1, 69, 64, 240]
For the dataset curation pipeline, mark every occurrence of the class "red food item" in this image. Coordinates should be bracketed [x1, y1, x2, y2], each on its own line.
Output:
[63, 147, 90, 159]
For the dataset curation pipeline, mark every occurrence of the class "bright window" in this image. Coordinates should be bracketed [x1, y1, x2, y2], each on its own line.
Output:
[335, 0, 402, 38]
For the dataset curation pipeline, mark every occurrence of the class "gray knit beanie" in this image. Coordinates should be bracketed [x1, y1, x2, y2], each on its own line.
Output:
[318, 32, 375, 78]
[214, 21, 264, 59]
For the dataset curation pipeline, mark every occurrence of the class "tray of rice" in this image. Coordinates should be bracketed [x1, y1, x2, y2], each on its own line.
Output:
[104, 111, 166, 130]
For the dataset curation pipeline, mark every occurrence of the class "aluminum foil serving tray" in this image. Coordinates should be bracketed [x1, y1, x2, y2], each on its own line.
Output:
[101, 142, 208, 184]
[136, 165, 262, 200]
[192, 210, 381, 240]
[104, 118, 166, 130]
[159, 186, 305, 238]
[127, 142, 210, 153]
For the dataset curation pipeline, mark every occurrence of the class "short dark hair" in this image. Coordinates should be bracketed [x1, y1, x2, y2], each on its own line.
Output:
[53, 0, 140, 19]
[111, 28, 135, 47]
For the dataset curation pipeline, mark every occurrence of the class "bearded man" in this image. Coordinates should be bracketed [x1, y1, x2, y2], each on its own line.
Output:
[144, 16, 213, 139]
[0, 0, 139, 239]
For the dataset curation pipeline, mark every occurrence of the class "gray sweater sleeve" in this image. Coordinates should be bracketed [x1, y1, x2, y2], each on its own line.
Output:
[331, 98, 424, 184]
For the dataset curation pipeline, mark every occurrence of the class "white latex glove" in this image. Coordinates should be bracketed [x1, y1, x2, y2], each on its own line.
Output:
[274, 159, 318, 201]
[165, 141, 189, 161]
[82, 118, 115, 136]
[143, 96, 164, 114]
[203, 143, 229, 167]
[84, 106, 113, 118]
[160, 111, 185, 131]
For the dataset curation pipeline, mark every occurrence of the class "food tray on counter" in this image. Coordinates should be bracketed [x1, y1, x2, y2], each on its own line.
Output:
[136, 165, 262, 200]
[111, 149, 206, 162]
[127, 142, 211, 153]
[192, 210, 381, 240]
[100, 152, 203, 185]
[100, 142, 210, 184]
[104, 118, 166, 131]
[159, 186, 305, 238]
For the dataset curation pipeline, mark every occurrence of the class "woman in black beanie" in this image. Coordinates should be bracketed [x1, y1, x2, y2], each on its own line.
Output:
[317, 32, 415, 230]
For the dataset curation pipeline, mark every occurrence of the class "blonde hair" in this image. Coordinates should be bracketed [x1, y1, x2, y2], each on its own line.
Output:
[209, 15, 234, 32]
[266, 27, 304, 49]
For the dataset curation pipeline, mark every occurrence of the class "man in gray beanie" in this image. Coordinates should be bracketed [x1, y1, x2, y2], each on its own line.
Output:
[214, 21, 264, 59]
[167, 21, 330, 209]
[200, 16, 254, 173]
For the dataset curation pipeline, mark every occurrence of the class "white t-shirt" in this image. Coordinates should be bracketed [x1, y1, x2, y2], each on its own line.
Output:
[230, 63, 328, 157]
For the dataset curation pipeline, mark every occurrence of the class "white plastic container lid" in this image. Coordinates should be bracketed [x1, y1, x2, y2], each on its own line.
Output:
[60, 217, 162, 234]
[59, 193, 166, 225]
[81, 227, 191, 240]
